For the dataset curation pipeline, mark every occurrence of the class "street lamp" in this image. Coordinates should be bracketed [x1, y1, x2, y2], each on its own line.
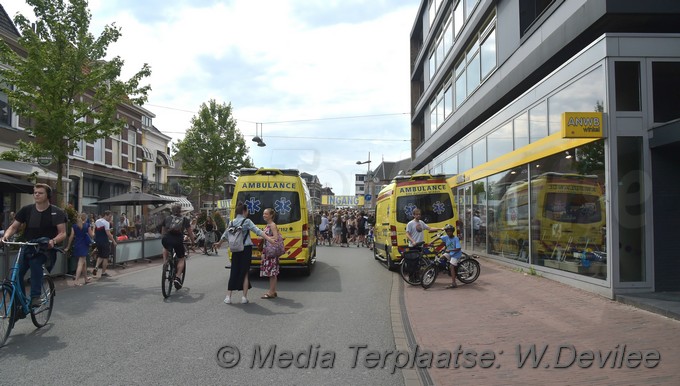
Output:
[252, 123, 267, 147]
[356, 152, 372, 208]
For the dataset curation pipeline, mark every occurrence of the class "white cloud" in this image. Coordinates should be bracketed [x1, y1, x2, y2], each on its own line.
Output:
[4, 0, 417, 195]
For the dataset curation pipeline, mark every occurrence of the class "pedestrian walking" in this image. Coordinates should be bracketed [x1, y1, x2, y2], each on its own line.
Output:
[260, 208, 284, 299]
[65, 212, 94, 286]
[93, 211, 116, 277]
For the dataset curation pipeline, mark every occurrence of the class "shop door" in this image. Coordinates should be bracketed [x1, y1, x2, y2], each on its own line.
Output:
[457, 185, 472, 250]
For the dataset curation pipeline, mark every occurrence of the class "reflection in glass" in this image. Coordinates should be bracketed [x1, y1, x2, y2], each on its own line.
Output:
[548, 66, 605, 134]
[472, 179, 487, 253]
[459, 146, 472, 173]
[488, 122, 513, 160]
[514, 112, 529, 149]
[529, 140, 606, 278]
[472, 138, 486, 168]
[487, 166, 529, 261]
[485, 141, 607, 280]
[529, 102, 548, 142]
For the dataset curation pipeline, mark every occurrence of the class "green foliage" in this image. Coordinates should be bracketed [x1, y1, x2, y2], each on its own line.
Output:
[212, 211, 226, 235]
[0, 0, 151, 206]
[64, 205, 78, 224]
[173, 99, 253, 205]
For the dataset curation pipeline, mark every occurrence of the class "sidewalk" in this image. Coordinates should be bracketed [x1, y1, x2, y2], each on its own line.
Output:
[402, 258, 680, 386]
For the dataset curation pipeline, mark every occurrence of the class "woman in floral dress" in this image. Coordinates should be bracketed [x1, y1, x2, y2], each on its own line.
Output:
[260, 208, 283, 299]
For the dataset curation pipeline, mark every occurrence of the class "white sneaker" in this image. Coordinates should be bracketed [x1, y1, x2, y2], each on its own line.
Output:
[223, 296, 231, 304]
[241, 296, 249, 304]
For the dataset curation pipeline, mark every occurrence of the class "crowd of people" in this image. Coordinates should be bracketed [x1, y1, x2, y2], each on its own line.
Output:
[315, 210, 373, 248]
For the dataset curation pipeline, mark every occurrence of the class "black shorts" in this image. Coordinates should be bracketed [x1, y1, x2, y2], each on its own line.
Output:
[357, 227, 366, 236]
[162, 235, 186, 258]
[96, 241, 111, 259]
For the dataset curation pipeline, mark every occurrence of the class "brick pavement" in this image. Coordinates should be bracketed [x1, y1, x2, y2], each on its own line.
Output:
[402, 258, 680, 386]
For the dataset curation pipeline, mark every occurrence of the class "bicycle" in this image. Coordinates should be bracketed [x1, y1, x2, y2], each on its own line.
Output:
[398, 236, 446, 286]
[1, 239, 59, 347]
[161, 249, 188, 298]
[420, 251, 481, 289]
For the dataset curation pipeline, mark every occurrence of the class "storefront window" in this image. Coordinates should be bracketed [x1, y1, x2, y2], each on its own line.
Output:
[529, 140, 606, 278]
[487, 166, 529, 261]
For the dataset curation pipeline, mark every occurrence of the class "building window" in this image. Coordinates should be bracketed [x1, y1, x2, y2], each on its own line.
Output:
[459, 146, 472, 172]
[465, 0, 479, 19]
[548, 66, 605, 134]
[472, 138, 486, 168]
[529, 101, 548, 143]
[93, 138, 104, 163]
[488, 122, 513, 160]
[444, 83, 453, 118]
[615, 61, 641, 112]
[466, 38, 481, 95]
[455, 58, 466, 108]
[514, 112, 529, 149]
[0, 83, 12, 127]
[429, 52, 436, 80]
[519, 0, 556, 38]
[453, 0, 463, 37]
[652, 61, 680, 123]
[480, 26, 496, 79]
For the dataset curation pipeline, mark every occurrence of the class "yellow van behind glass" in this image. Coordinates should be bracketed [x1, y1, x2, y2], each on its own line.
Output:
[373, 174, 457, 270]
[232, 168, 316, 275]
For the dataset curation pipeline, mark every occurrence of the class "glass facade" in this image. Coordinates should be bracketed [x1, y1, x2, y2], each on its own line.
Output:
[486, 140, 607, 278]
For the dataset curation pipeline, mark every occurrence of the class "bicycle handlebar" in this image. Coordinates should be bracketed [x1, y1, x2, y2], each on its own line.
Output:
[2, 241, 40, 246]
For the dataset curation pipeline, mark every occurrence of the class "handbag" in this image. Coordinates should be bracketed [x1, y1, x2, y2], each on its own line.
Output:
[264, 233, 285, 258]
[257, 239, 265, 252]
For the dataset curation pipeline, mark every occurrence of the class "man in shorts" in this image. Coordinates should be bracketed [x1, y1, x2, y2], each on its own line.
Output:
[93, 210, 116, 277]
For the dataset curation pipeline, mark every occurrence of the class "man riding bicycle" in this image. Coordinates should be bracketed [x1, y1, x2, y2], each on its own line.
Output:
[161, 204, 195, 289]
[0, 183, 67, 307]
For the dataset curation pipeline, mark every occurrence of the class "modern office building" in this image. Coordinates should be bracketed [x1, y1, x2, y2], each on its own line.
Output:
[409, 0, 680, 298]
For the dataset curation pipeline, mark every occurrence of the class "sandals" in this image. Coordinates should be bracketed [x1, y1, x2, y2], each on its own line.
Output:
[261, 293, 277, 299]
[445, 283, 457, 289]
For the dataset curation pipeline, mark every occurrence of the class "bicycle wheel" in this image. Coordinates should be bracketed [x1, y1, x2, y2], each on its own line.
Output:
[457, 259, 481, 284]
[1, 283, 15, 347]
[161, 262, 174, 298]
[421, 265, 438, 289]
[400, 258, 424, 286]
[31, 276, 55, 328]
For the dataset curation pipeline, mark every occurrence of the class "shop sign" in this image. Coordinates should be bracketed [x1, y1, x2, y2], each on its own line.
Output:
[561, 112, 604, 138]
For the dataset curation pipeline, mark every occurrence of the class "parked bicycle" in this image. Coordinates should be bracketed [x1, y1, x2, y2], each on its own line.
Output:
[161, 250, 186, 298]
[399, 235, 447, 286]
[420, 251, 480, 289]
[1, 239, 59, 347]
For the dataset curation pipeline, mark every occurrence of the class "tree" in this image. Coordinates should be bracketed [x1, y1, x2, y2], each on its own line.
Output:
[174, 99, 253, 212]
[0, 0, 151, 206]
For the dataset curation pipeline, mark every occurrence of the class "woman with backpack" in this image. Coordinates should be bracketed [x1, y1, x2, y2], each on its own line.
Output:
[216, 202, 276, 305]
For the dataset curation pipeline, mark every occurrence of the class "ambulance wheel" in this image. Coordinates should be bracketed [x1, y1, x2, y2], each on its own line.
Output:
[386, 249, 397, 271]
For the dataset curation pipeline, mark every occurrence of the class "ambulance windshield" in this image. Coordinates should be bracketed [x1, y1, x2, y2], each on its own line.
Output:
[236, 191, 302, 225]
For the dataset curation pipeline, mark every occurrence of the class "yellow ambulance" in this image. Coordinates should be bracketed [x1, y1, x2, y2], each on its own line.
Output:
[373, 173, 457, 270]
[231, 168, 316, 275]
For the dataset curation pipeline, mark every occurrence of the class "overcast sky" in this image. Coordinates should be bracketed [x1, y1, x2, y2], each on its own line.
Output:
[5, 0, 418, 195]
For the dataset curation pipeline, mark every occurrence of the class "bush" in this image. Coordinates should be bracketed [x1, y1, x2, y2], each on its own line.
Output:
[212, 211, 226, 235]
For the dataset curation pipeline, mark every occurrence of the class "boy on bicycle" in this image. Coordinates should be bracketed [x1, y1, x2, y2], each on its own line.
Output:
[441, 224, 462, 288]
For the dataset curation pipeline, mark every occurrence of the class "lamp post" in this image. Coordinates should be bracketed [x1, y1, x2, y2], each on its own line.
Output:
[356, 152, 371, 209]
[252, 123, 267, 147]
